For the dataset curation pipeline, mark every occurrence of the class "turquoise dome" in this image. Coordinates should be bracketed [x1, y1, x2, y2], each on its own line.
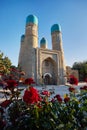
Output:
[21, 34, 25, 42]
[40, 37, 47, 44]
[51, 24, 61, 33]
[26, 15, 38, 25]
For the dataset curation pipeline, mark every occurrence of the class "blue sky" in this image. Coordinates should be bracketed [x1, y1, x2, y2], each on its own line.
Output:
[0, 0, 87, 67]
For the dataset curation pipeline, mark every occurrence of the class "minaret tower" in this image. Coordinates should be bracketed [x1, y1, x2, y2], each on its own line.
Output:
[40, 37, 47, 49]
[51, 24, 66, 84]
[51, 24, 63, 51]
[25, 15, 38, 48]
[18, 14, 38, 78]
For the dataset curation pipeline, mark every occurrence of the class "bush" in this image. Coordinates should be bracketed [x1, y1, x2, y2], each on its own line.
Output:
[0, 78, 87, 130]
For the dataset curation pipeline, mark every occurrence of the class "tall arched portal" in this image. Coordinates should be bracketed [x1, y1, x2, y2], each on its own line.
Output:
[42, 57, 57, 85]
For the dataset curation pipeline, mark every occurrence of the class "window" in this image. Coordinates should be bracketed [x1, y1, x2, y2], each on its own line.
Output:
[45, 61, 49, 66]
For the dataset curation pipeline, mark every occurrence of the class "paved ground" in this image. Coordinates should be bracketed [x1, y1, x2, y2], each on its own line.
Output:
[0, 82, 86, 103]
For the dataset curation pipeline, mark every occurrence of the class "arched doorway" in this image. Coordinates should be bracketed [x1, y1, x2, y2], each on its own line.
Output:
[44, 73, 52, 85]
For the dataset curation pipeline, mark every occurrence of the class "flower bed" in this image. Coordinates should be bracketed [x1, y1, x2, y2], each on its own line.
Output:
[0, 78, 87, 130]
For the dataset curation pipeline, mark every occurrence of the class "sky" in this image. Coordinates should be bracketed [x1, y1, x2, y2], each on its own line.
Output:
[0, 0, 87, 67]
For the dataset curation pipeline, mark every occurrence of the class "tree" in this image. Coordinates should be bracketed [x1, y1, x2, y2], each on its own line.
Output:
[0, 51, 12, 75]
[72, 61, 87, 81]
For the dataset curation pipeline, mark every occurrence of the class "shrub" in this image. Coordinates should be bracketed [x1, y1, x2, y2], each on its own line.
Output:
[0, 78, 87, 130]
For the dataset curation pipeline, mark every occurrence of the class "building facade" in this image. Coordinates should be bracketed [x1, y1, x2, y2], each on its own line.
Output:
[18, 15, 66, 85]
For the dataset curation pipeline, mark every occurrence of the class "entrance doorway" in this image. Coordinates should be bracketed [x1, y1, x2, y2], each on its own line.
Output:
[44, 73, 52, 85]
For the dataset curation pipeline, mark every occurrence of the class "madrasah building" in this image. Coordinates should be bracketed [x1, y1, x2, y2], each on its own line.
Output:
[18, 14, 66, 85]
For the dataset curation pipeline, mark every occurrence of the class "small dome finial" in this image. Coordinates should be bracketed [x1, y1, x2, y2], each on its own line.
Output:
[40, 37, 47, 45]
[40, 37, 47, 49]
[26, 14, 38, 25]
[51, 24, 61, 34]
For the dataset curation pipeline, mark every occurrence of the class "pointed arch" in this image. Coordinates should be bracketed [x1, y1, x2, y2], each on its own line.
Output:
[42, 57, 57, 85]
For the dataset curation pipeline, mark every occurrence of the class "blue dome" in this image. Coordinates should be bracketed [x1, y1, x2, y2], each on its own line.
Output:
[51, 24, 61, 33]
[21, 34, 25, 42]
[26, 15, 38, 25]
[40, 37, 47, 44]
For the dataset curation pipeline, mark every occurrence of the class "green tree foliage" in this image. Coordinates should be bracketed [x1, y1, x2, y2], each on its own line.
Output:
[0, 51, 12, 75]
[72, 61, 87, 81]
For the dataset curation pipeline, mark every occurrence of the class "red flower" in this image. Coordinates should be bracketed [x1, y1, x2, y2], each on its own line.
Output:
[80, 85, 87, 90]
[69, 75, 78, 85]
[84, 78, 87, 83]
[37, 103, 42, 108]
[64, 96, 70, 103]
[23, 87, 41, 104]
[6, 79, 18, 89]
[51, 98, 55, 103]
[69, 87, 76, 92]
[0, 100, 11, 108]
[41, 90, 50, 96]
[54, 94, 62, 103]
[24, 78, 35, 85]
